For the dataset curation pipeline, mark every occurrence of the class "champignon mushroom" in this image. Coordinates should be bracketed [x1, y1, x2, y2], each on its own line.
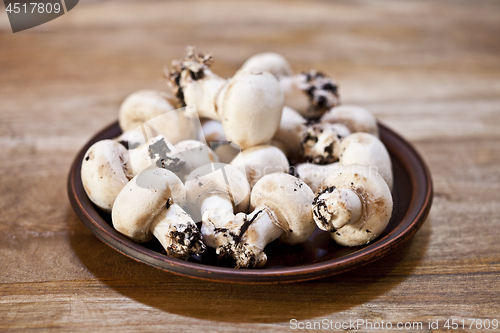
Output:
[279, 70, 340, 119]
[337, 132, 393, 190]
[312, 164, 393, 246]
[118, 90, 199, 145]
[296, 132, 393, 191]
[229, 145, 289, 188]
[173, 139, 219, 181]
[128, 135, 185, 177]
[166, 46, 226, 120]
[270, 106, 307, 160]
[203, 173, 315, 268]
[301, 122, 351, 164]
[112, 167, 205, 259]
[216, 68, 284, 149]
[184, 163, 250, 247]
[200, 119, 240, 163]
[294, 162, 340, 194]
[240, 52, 293, 78]
[81, 139, 133, 213]
[168, 48, 284, 150]
[320, 105, 379, 137]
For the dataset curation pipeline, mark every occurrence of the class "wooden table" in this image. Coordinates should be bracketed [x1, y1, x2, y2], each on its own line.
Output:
[1, 0, 499, 331]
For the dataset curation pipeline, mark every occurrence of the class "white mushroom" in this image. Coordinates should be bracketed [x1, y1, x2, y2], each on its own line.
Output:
[200, 119, 240, 164]
[112, 167, 205, 259]
[203, 173, 315, 268]
[229, 145, 289, 188]
[200, 119, 226, 142]
[168, 48, 284, 150]
[216, 68, 284, 149]
[128, 135, 184, 177]
[184, 163, 250, 247]
[279, 70, 340, 119]
[173, 139, 219, 181]
[118, 90, 199, 145]
[321, 105, 379, 137]
[240, 52, 293, 78]
[312, 164, 393, 246]
[166, 47, 225, 120]
[296, 132, 393, 191]
[337, 132, 393, 189]
[294, 162, 340, 194]
[270, 106, 307, 160]
[81, 140, 133, 213]
[301, 122, 351, 164]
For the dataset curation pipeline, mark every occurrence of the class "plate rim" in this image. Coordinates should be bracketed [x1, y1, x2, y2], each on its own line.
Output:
[67, 121, 433, 284]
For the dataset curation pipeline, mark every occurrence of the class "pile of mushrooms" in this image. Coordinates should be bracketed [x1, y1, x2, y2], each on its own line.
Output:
[80, 47, 394, 268]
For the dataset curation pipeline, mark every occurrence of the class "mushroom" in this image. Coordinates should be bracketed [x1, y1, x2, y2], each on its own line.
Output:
[239, 52, 340, 119]
[271, 106, 351, 164]
[294, 162, 340, 194]
[168, 48, 284, 150]
[216, 68, 284, 150]
[200, 119, 240, 163]
[337, 132, 393, 189]
[229, 145, 289, 188]
[320, 105, 379, 137]
[118, 90, 199, 145]
[128, 135, 185, 177]
[203, 173, 315, 268]
[301, 122, 351, 164]
[166, 46, 225, 120]
[279, 70, 340, 119]
[173, 139, 219, 181]
[81, 139, 133, 213]
[112, 167, 205, 259]
[240, 52, 293, 78]
[270, 106, 307, 160]
[184, 163, 250, 247]
[296, 132, 393, 191]
[312, 164, 393, 246]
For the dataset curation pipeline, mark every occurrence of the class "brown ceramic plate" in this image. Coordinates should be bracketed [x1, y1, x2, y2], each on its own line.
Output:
[68, 121, 433, 284]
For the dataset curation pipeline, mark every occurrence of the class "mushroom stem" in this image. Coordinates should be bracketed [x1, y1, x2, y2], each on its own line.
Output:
[230, 207, 284, 268]
[150, 203, 205, 259]
[199, 195, 235, 248]
[166, 47, 225, 120]
[313, 186, 363, 233]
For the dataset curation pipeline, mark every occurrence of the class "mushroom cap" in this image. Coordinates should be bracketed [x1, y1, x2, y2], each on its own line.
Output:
[279, 75, 310, 116]
[173, 140, 219, 181]
[240, 52, 293, 78]
[295, 162, 340, 194]
[112, 168, 186, 243]
[118, 90, 198, 145]
[272, 106, 306, 159]
[128, 135, 182, 177]
[321, 105, 379, 137]
[250, 173, 316, 244]
[217, 69, 284, 149]
[321, 164, 393, 246]
[338, 132, 393, 189]
[81, 139, 132, 213]
[185, 163, 251, 220]
[200, 119, 226, 142]
[230, 145, 289, 188]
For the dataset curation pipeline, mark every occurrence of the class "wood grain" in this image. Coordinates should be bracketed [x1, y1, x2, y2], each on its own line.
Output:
[1, 0, 500, 331]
